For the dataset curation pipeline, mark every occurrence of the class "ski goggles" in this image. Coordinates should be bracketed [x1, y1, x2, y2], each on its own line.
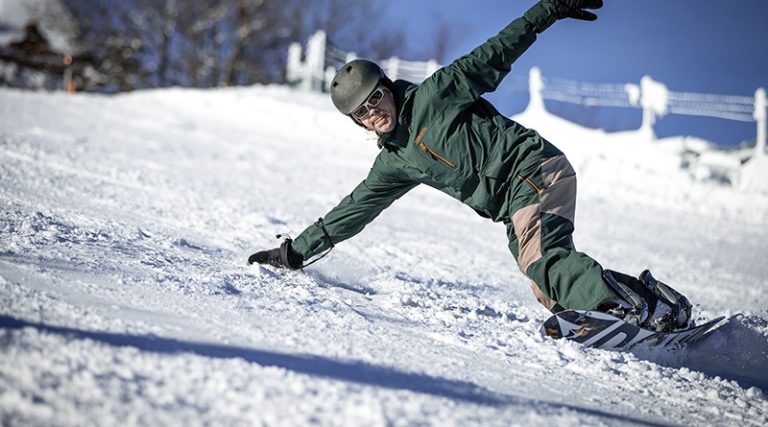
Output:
[351, 87, 386, 120]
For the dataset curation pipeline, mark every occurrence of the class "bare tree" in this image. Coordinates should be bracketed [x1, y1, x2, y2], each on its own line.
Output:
[419, 10, 466, 64]
[152, 0, 177, 86]
[221, 0, 289, 86]
[313, 0, 407, 60]
[429, 13, 453, 64]
[56, 0, 415, 91]
[61, 0, 148, 91]
[175, 0, 229, 86]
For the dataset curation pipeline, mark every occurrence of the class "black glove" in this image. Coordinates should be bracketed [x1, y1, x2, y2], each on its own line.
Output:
[549, 0, 604, 21]
[248, 238, 304, 269]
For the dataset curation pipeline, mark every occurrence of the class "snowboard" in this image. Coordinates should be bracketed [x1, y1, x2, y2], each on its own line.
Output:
[541, 309, 726, 351]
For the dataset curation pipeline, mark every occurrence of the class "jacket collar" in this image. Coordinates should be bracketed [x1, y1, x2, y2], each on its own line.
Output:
[377, 80, 415, 150]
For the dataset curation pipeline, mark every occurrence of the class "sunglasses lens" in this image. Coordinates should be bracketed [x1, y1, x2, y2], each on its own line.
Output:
[368, 89, 384, 106]
[352, 105, 368, 119]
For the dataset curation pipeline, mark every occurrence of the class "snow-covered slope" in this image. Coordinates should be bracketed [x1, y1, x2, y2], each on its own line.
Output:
[1, 86, 767, 426]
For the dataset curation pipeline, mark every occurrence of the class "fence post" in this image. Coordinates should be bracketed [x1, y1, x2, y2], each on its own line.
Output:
[324, 66, 336, 92]
[639, 76, 668, 141]
[63, 54, 75, 93]
[426, 60, 440, 78]
[305, 30, 327, 92]
[755, 87, 766, 158]
[527, 67, 545, 113]
[286, 42, 303, 87]
[386, 57, 400, 81]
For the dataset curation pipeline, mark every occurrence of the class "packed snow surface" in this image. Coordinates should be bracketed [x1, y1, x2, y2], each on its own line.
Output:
[1, 85, 767, 426]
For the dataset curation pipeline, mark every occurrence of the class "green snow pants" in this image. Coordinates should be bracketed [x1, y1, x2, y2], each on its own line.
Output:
[504, 143, 616, 313]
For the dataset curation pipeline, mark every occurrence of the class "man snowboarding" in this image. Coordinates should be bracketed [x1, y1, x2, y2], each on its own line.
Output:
[248, 0, 693, 332]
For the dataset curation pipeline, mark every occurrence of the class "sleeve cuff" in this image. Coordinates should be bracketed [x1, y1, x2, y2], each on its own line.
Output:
[524, 0, 559, 33]
[291, 232, 314, 259]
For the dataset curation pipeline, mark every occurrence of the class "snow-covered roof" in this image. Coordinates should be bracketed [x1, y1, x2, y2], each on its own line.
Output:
[0, 0, 76, 53]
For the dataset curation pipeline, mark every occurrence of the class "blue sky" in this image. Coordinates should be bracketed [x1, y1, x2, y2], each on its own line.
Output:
[382, 0, 768, 147]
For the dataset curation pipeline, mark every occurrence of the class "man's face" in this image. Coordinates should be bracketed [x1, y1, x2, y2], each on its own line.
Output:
[355, 87, 397, 134]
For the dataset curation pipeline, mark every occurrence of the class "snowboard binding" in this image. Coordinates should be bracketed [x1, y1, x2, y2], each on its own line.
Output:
[598, 269, 693, 332]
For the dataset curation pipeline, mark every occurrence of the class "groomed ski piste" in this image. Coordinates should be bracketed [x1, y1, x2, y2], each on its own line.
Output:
[1, 85, 767, 426]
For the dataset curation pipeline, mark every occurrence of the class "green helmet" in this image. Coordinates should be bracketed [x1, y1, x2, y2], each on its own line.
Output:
[330, 59, 386, 115]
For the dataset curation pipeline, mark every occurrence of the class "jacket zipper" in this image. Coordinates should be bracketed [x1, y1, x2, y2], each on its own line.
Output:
[414, 127, 456, 168]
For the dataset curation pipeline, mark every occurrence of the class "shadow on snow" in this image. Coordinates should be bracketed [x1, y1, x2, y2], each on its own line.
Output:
[0, 314, 658, 425]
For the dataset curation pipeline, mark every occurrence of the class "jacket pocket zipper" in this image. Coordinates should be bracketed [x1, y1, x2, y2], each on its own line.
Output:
[414, 127, 456, 168]
[517, 175, 543, 193]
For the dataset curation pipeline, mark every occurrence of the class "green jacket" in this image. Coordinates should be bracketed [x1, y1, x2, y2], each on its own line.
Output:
[293, 1, 560, 260]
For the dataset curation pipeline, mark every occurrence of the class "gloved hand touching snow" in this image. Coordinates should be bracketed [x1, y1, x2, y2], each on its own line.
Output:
[248, 238, 304, 269]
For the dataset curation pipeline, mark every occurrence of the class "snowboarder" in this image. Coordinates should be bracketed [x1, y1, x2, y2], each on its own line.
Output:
[248, 0, 693, 332]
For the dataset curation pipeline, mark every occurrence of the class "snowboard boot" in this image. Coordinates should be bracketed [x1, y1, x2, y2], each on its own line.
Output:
[597, 269, 693, 332]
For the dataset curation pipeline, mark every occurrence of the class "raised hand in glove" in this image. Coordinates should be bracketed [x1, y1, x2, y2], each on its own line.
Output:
[248, 238, 304, 269]
[550, 0, 604, 21]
